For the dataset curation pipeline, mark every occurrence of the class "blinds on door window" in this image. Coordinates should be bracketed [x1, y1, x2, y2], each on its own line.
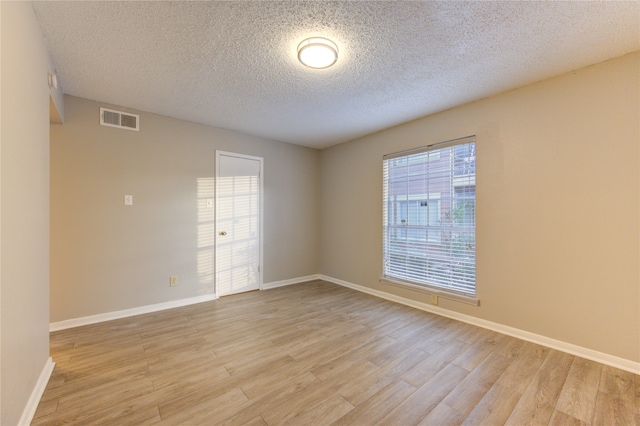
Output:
[382, 136, 476, 298]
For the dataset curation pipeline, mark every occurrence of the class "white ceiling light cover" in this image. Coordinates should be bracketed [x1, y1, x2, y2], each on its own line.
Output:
[298, 37, 338, 69]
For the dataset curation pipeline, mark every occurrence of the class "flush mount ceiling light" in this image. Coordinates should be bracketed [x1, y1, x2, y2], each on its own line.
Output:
[297, 37, 338, 69]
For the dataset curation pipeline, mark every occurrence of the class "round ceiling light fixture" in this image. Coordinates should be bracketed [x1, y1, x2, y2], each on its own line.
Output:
[297, 37, 338, 69]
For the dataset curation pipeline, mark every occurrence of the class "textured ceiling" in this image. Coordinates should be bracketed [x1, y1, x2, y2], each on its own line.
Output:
[33, 1, 639, 149]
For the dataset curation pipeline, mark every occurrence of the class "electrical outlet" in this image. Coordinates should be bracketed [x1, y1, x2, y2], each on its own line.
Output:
[169, 275, 178, 287]
[430, 295, 438, 305]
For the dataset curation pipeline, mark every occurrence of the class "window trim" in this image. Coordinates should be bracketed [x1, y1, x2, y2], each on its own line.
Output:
[381, 135, 479, 306]
[382, 135, 475, 160]
[379, 277, 479, 306]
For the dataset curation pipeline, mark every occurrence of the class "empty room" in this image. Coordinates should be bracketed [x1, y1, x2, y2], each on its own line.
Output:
[1, 1, 639, 425]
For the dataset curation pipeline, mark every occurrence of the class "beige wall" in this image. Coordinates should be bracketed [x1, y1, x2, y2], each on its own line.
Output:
[50, 96, 319, 322]
[1, 2, 61, 424]
[319, 52, 640, 363]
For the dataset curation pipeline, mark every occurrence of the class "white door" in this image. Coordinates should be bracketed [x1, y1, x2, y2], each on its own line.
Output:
[215, 151, 263, 297]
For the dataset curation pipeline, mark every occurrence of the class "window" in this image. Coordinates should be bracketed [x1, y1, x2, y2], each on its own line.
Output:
[391, 198, 441, 242]
[382, 136, 477, 303]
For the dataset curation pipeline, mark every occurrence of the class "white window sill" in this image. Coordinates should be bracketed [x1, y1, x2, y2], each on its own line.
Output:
[379, 277, 480, 306]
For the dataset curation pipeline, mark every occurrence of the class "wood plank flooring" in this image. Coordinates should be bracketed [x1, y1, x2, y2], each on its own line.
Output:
[32, 280, 639, 425]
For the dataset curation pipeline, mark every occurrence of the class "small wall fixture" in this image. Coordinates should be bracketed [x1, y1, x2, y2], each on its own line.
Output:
[48, 72, 58, 89]
[297, 37, 338, 69]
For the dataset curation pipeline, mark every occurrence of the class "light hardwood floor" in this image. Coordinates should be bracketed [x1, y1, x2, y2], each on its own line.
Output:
[33, 280, 639, 425]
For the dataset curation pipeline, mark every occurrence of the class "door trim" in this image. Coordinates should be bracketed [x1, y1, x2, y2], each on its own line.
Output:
[215, 150, 264, 298]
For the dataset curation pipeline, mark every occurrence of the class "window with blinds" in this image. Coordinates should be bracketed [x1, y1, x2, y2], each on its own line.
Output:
[382, 136, 476, 301]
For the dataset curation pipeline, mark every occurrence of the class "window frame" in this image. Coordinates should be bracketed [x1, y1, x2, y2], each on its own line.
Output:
[380, 135, 479, 306]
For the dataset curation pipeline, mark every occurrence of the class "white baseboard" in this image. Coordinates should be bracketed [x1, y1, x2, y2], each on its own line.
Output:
[320, 274, 640, 375]
[50, 274, 324, 332]
[50, 294, 217, 332]
[262, 274, 322, 290]
[18, 357, 55, 426]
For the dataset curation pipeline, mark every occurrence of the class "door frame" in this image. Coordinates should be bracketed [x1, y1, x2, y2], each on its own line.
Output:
[215, 150, 264, 298]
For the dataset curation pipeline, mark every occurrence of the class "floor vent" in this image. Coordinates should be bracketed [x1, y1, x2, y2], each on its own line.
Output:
[100, 107, 139, 131]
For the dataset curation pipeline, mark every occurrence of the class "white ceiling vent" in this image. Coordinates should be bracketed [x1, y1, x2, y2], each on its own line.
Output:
[100, 107, 139, 131]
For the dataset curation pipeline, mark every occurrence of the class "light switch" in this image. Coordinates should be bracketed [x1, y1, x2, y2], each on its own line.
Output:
[206, 198, 213, 208]
[124, 195, 133, 206]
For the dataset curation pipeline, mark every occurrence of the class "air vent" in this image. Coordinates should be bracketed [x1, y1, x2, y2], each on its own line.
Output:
[100, 107, 139, 131]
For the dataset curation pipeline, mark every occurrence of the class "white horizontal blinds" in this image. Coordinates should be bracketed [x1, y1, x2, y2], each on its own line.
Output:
[383, 137, 476, 296]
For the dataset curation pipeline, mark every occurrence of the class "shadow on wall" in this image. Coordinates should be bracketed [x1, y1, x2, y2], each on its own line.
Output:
[185, 173, 263, 298]
[213, 174, 261, 296]
[197, 177, 215, 295]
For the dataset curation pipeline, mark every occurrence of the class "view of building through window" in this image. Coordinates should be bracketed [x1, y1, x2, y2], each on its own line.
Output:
[383, 138, 476, 296]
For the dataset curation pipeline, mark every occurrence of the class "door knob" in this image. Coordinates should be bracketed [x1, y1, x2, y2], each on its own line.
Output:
[219, 231, 227, 236]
